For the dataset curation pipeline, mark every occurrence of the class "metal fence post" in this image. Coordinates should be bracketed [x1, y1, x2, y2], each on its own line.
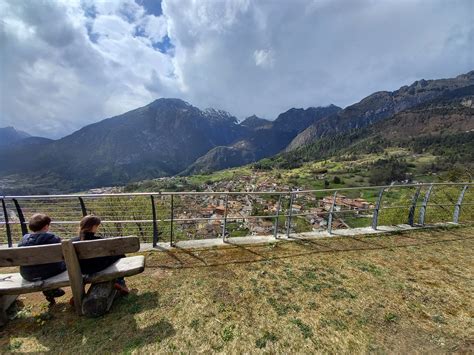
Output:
[418, 184, 434, 226]
[327, 191, 338, 234]
[371, 188, 385, 230]
[286, 192, 294, 238]
[453, 185, 469, 224]
[1, 198, 13, 247]
[222, 194, 229, 242]
[407, 186, 421, 226]
[273, 194, 282, 239]
[78, 197, 87, 217]
[151, 195, 159, 247]
[170, 194, 174, 247]
[12, 198, 28, 236]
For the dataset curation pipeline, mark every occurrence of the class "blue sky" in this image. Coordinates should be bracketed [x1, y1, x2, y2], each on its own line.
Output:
[137, 0, 163, 16]
[0, 0, 472, 138]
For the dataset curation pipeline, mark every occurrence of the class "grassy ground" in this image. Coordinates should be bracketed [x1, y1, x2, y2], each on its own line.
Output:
[1, 225, 473, 353]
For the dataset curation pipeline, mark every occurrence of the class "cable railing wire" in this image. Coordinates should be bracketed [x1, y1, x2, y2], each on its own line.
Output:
[1, 182, 472, 247]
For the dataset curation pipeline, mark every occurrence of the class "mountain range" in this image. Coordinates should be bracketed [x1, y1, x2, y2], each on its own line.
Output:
[263, 85, 474, 171]
[0, 127, 32, 147]
[0, 70, 473, 194]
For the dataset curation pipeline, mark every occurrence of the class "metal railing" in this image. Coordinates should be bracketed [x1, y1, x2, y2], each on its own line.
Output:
[1, 182, 472, 248]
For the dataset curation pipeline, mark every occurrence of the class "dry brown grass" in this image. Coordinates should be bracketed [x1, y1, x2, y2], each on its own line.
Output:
[1, 225, 473, 353]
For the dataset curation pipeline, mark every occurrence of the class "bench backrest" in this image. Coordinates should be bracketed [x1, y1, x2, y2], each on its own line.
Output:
[0, 237, 140, 267]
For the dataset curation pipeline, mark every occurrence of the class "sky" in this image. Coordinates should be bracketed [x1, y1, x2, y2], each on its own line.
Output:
[0, 0, 473, 139]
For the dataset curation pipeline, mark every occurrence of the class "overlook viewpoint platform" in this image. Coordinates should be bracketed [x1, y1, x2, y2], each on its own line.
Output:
[1, 182, 472, 248]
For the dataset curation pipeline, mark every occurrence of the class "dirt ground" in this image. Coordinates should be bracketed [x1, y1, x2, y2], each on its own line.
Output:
[1, 225, 473, 353]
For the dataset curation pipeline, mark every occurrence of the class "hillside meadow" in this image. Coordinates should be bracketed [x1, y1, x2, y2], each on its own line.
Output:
[1, 224, 473, 353]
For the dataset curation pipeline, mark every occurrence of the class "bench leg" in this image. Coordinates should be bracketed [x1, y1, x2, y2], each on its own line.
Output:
[82, 281, 117, 318]
[0, 295, 18, 327]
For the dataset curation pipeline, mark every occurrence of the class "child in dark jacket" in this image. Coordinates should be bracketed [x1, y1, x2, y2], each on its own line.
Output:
[18, 214, 66, 304]
[71, 215, 129, 295]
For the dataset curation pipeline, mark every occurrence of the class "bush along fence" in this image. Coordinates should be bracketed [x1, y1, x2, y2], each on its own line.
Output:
[1, 182, 472, 248]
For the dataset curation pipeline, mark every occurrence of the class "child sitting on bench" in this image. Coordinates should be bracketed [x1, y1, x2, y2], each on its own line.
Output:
[18, 213, 66, 304]
[72, 215, 129, 295]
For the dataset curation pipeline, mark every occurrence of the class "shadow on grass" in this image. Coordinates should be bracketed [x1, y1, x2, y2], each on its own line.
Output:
[173, 245, 209, 266]
[149, 226, 474, 270]
[1, 291, 175, 353]
[223, 240, 267, 260]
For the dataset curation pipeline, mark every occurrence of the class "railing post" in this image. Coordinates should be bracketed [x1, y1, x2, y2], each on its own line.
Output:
[151, 195, 159, 247]
[327, 191, 338, 234]
[12, 198, 28, 236]
[418, 184, 434, 226]
[407, 186, 421, 226]
[371, 188, 385, 230]
[286, 192, 294, 238]
[78, 197, 87, 217]
[453, 185, 469, 224]
[273, 194, 282, 239]
[170, 194, 174, 247]
[1, 198, 13, 248]
[222, 193, 229, 242]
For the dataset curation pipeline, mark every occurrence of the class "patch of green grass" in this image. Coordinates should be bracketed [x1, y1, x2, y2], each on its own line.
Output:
[358, 315, 370, 326]
[330, 287, 357, 300]
[303, 271, 317, 280]
[7, 339, 22, 351]
[221, 325, 235, 342]
[353, 261, 384, 277]
[255, 331, 278, 349]
[124, 338, 146, 354]
[267, 297, 301, 316]
[189, 319, 200, 330]
[310, 282, 333, 293]
[12, 305, 32, 319]
[290, 318, 313, 339]
[320, 318, 348, 331]
[432, 314, 446, 324]
[155, 318, 176, 342]
[384, 312, 399, 323]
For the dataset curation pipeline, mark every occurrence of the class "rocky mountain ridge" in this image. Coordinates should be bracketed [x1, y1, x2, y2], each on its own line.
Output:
[1, 70, 473, 194]
[287, 71, 474, 150]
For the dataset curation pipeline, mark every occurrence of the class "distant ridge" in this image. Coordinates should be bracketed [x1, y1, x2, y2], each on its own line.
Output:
[287, 70, 474, 150]
[1, 70, 473, 194]
[0, 126, 31, 147]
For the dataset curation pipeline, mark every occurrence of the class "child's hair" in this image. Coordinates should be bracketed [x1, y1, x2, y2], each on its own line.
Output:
[79, 215, 101, 240]
[28, 213, 52, 232]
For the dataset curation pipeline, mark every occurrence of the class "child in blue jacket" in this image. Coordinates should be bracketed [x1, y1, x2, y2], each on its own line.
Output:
[18, 213, 66, 304]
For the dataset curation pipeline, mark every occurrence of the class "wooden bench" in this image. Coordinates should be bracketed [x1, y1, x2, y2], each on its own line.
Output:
[0, 237, 145, 325]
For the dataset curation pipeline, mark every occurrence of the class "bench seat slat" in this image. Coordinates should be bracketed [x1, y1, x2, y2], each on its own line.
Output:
[0, 271, 70, 295]
[85, 255, 145, 283]
[0, 256, 145, 296]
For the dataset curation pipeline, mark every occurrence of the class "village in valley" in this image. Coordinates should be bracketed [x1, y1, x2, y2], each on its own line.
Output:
[132, 173, 376, 240]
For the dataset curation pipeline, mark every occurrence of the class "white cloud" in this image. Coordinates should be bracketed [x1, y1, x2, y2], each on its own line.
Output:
[141, 14, 167, 43]
[164, 0, 473, 120]
[254, 49, 274, 68]
[0, 0, 472, 138]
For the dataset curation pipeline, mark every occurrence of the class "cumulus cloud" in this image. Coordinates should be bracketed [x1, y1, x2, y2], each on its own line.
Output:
[0, 0, 472, 138]
[0, 0, 175, 138]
